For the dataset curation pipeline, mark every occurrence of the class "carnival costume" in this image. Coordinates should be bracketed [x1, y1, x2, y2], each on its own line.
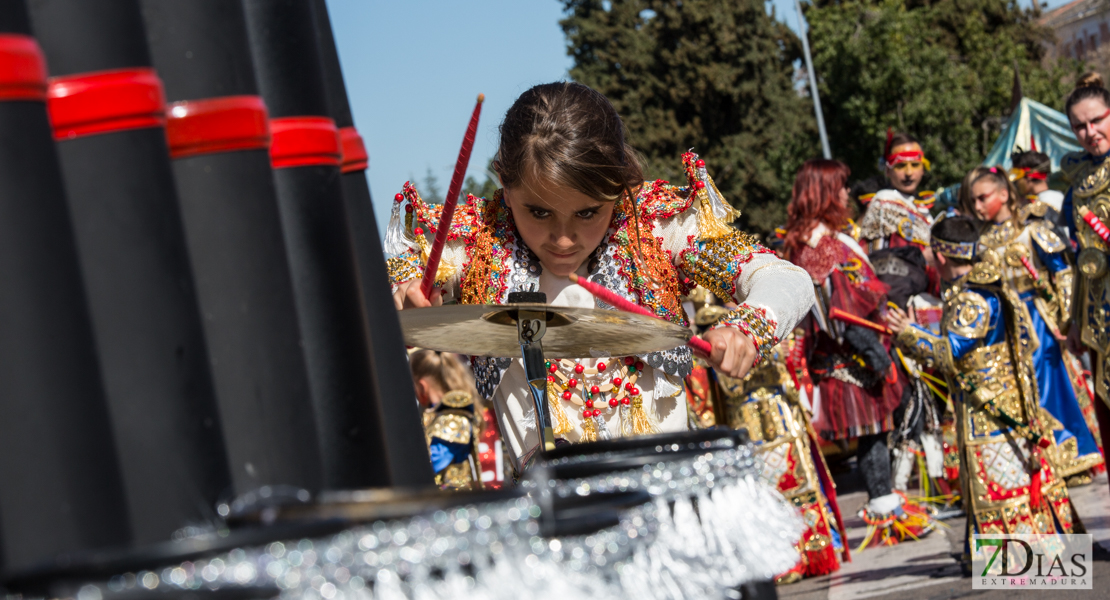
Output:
[977, 204, 1103, 480]
[858, 189, 936, 253]
[857, 142, 936, 253]
[717, 331, 848, 582]
[873, 247, 959, 503]
[895, 249, 1079, 535]
[424, 390, 484, 490]
[792, 223, 904, 441]
[1062, 151, 1110, 407]
[386, 153, 815, 472]
[790, 223, 937, 546]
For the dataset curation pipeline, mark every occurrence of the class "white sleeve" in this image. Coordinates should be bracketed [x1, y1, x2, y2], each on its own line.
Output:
[734, 253, 816, 340]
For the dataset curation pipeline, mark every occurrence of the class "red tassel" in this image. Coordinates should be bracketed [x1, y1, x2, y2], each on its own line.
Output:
[1030, 135, 1038, 153]
[1030, 469, 1043, 508]
[804, 543, 841, 577]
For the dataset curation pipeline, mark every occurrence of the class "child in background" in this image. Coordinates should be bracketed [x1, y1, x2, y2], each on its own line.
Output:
[410, 350, 505, 489]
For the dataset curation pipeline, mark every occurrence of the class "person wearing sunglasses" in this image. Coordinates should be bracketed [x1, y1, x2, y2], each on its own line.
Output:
[1059, 71, 1110, 500]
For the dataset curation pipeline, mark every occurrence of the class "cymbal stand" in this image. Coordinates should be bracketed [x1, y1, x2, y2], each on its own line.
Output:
[509, 292, 556, 453]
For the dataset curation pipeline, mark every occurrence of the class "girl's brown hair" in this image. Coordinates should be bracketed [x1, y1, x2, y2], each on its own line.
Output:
[410, 350, 479, 405]
[958, 166, 1024, 230]
[494, 82, 643, 203]
[1065, 72, 1110, 124]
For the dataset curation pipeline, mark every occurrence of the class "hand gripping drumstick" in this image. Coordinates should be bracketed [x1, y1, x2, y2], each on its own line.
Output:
[420, 93, 484, 300]
[1079, 205, 1110, 245]
[568, 273, 714, 356]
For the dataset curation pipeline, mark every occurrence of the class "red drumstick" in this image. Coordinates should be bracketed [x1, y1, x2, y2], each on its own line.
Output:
[568, 273, 714, 356]
[1019, 255, 1040, 281]
[420, 93, 484, 299]
[1079, 205, 1110, 245]
[829, 307, 892, 335]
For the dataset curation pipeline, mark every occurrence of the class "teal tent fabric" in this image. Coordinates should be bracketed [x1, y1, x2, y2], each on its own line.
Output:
[983, 97, 1082, 171]
[935, 98, 1080, 209]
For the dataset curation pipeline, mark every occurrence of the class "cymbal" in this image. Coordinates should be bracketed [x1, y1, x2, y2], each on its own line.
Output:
[399, 303, 692, 358]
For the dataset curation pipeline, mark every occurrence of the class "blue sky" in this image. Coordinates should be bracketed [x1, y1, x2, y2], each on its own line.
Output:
[323, 0, 1069, 234]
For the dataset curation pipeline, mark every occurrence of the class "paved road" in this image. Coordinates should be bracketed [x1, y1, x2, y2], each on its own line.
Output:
[776, 469, 1110, 600]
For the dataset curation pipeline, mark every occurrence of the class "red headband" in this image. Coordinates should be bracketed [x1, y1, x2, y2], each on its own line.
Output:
[885, 150, 926, 168]
[1010, 167, 1048, 182]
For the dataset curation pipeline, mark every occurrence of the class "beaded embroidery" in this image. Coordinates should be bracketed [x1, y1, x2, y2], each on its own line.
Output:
[680, 231, 773, 301]
[713, 304, 780, 365]
[386, 252, 422, 287]
[387, 153, 775, 385]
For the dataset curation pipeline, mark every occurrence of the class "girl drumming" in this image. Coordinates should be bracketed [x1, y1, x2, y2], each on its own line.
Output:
[387, 82, 814, 473]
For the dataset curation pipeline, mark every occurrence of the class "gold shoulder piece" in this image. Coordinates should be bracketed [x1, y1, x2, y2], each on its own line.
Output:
[967, 249, 1002, 284]
[1073, 156, 1110, 199]
[1019, 200, 1049, 222]
[1028, 219, 1066, 254]
[426, 412, 473, 445]
[440, 390, 474, 408]
[1060, 151, 1091, 183]
[943, 291, 992, 339]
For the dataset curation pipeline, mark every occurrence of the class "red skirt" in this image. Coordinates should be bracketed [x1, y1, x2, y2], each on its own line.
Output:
[809, 335, 903, 440]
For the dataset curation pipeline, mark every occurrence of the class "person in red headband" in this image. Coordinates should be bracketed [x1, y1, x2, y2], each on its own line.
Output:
[1011, 149, 1063, 212]
[857, 132, 935, 255]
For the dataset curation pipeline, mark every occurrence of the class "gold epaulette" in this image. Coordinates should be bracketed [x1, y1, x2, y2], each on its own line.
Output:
[1028, 219, 1066, 254]
[1018, 200, 1050, 222]
[967, 249, 1003, 284]
[1059, 150, 1092, 184]
[942, 291, 992, 339]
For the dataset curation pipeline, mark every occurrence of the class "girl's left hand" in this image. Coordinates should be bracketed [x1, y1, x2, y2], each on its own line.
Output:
[702, 327, 758, 379]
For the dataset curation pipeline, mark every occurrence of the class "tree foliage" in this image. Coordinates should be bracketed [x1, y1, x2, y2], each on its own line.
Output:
[561, 0, 818, 234]
[805, 0, 1083, 188]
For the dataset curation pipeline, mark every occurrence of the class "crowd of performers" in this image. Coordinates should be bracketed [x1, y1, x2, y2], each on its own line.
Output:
[385, 73, 1110, 585]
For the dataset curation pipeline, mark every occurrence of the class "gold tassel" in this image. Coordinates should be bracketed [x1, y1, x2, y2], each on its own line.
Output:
[581, 415, 598, 442]
[629, 395, 661, 436]
[696, 195, 734, 240]
[411, 215, 456, 286]
[547, 383, 573, 436]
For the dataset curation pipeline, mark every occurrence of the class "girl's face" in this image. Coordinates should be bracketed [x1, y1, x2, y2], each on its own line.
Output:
[1070, 97, 1110, 156]
[504, 178, 616, 277]
[838, 186, 849, 207]
[971, 178, 1010, 223]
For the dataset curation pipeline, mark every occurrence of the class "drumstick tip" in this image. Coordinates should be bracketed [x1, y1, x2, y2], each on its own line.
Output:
[477, 93, 485, 103]
[568, 273, 580, 283]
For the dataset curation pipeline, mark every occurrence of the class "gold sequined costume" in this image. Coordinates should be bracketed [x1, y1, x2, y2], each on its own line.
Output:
[895, 255, 1078, 534]
[978, 202, 1103, 480]
[718, 332, 847, 580]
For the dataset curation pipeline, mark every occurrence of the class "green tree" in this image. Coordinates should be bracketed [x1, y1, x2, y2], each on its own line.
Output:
[462, 158, 500, 201]
[561, 0, 818, 234]
[805, 0, 1083, 188]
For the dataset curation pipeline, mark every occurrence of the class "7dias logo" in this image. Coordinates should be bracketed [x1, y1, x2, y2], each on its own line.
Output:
[972, 534, 1092, 589]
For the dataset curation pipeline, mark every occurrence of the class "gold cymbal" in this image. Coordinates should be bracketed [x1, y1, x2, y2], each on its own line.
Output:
[399, 303, 691, 358]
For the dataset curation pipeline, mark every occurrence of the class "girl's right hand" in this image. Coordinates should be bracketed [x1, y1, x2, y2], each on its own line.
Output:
[393, 279, 443, 310]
